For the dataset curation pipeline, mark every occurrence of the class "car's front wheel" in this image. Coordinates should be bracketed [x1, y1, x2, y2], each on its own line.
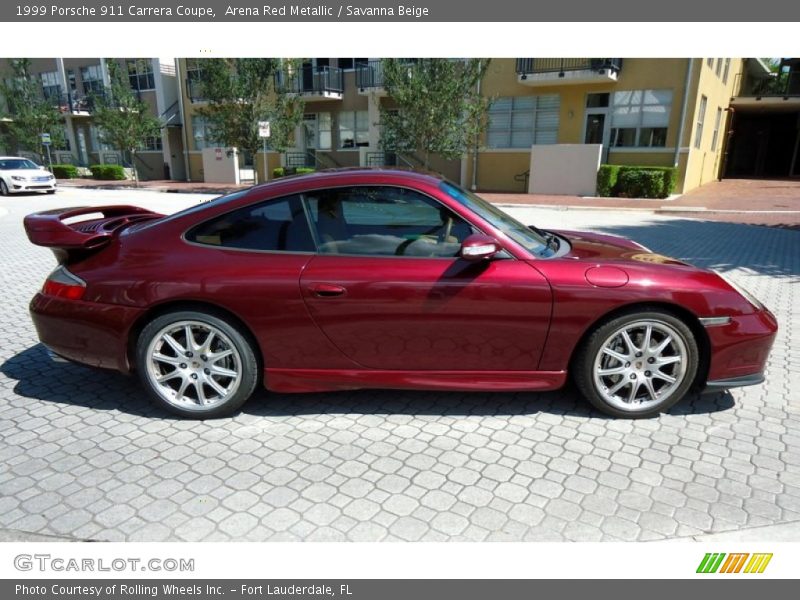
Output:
[573, 309, 698, 418]
[0, 180, 9, 196]
[136, 310, 259, 418]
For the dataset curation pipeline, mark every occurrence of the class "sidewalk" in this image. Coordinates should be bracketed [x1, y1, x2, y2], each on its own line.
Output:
[58, 177, 800, 228]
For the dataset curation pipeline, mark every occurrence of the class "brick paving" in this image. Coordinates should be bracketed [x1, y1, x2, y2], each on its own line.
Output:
[0, 189, 798, 542]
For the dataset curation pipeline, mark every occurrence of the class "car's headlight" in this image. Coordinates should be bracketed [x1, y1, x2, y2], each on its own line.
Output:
[717, 272, 764, 310]
[11, 175, 26, 181]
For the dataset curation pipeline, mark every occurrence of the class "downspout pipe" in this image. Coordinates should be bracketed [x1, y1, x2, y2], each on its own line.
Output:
[674, 58, 695, 168]
[175, 60, 192, 181]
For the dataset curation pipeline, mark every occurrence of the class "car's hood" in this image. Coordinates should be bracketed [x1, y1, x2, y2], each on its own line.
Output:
[1, 169, 51, 179]
[551, 229, 691, 267]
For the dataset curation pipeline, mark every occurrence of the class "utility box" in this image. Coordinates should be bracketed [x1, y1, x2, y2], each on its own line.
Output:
[529, 144, 602, 196]
[201, 147, 240, 184]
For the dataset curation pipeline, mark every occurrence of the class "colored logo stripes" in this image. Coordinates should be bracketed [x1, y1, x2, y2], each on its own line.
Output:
[696, 553, 773, 574]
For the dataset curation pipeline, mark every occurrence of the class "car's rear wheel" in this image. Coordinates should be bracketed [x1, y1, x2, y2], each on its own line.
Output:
[136, 311, 259, 419]
[0, 180, 9, 196]
[573, 310, 698, 418]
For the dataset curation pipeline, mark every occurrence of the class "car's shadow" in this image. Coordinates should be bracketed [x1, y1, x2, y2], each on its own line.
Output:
[1, 344, 737, 421]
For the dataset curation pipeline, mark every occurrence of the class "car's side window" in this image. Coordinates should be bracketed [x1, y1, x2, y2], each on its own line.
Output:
[304, 186, 475, 257]
[186, 194, 316, 252]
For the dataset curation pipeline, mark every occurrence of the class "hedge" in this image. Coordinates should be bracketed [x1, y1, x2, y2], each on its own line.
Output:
[596, 165, 621, 197]
[272, 167, 316, 179]
[88, 164, 127, 180]
[596, 165, 677, 199]
[51, 164, 79, 179]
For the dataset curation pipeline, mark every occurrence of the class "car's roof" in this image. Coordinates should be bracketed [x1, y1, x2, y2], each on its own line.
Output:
[0, 156, 33, 160]
[250, 167, 448, 192]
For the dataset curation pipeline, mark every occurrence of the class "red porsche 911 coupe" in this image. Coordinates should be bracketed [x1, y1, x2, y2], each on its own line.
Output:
[24, 169, 777, 419]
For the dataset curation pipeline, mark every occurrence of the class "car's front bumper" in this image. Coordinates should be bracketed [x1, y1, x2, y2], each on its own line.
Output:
[30, 292, 143, 373]
[8, 180, 56, 192]
[703, 307, 778, 388]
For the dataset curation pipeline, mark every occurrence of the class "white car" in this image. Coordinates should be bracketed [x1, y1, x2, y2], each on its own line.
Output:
[0, 157, 57, 195]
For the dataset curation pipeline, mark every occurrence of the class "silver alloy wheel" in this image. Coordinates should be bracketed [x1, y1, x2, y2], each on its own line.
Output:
[145, 320, 242, 412]
[592, 319, 687, 412]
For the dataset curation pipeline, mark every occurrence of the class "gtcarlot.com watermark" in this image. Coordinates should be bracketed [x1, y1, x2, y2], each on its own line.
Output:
[14, 554, 195, 573]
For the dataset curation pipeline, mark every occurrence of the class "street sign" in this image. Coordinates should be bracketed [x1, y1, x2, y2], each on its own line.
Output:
[258, 121, 271, 138]
[40, 133, 51, 146]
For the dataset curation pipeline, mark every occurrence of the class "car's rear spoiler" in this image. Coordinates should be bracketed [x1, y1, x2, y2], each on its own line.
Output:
[24, 205, 163, 260]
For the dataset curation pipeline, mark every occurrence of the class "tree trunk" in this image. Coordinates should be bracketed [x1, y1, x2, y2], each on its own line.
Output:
[131, 150, 139, 188]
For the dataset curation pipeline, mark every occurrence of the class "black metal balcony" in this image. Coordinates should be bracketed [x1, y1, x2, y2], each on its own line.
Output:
[50, 90, 107, 114]
[735, 70, 800, 97]
[275, 66, 344, 96]
[516, 58, 623, 76]
[356, 61, 384, 90]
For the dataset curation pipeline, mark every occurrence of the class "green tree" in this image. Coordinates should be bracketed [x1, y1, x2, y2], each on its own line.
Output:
[92, 60, 162, 186]
[379, 58, 491, 170]
[0, 58, 65, 163]
[194, 58, 304, 183]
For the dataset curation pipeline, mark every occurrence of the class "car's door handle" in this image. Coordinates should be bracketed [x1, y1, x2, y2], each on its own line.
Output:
[309, 283, 347, 298]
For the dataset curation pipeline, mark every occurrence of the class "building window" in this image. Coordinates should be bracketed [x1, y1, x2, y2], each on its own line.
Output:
[192, 116, 218, 150]
[40, 71, 61, 101]
[711, 107, 723, 151]
[338, 111, 369, 148]
[695, 95, 708, 149]
[488, 95, 560, 149]
[185, 59, 205, 101]
[722, 59, 731, 85]
[610, 90, 672, 148]
[141, 135, 163, 151]
[715, 59, 723, 78]
[318, 112, 332, 150]
[127, 59, 155, 91]
[81, 65, 104, 95]
[89, 125, 113, 151]
[706, 58, 714, 68]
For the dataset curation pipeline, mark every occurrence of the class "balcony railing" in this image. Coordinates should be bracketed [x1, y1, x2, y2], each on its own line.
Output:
[516, 58, 623, 75]
[356, 61, 384, 90]
[50, 90, 108, 114]
[275, 66, 344, 96]
[735, 71, 800, 97]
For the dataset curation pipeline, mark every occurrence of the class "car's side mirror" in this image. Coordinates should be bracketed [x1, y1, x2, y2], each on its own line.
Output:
[460, 234, 501, 261]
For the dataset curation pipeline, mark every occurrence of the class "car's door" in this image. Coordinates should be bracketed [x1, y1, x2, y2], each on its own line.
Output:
[299, 185, 552, 372]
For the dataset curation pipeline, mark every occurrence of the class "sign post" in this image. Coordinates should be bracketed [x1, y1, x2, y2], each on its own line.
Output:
[258, 121, 271, 182]
[40, 133, 52, 172]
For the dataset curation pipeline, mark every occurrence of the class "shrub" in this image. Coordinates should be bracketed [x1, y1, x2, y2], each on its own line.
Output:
[596, 165, 620, 197]
[597, 165, 677, 199]
[51, 164, 79, 179]
[89, 164, 127, 180]
[273, 167, 315, 179]
[616, 169, 664, 199]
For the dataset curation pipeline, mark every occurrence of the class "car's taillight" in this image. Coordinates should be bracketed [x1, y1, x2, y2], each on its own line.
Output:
[42, 266, 86, 300]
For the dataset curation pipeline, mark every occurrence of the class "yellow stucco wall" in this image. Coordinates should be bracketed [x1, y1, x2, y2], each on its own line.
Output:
[681, 58, 745, 192]
[475, 58, 695, 193]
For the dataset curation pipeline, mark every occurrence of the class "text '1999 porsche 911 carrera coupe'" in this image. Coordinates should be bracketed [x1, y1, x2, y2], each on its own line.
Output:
[24, 169, 777, 419]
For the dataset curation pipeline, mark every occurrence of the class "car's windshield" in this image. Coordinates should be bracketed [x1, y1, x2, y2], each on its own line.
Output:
[440, 181, 551, 257]
[0, 158, 39, 170]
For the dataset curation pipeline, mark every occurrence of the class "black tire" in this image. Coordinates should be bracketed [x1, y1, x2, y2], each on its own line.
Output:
[136, 310, 259, 419]
[0, 180, 9, 196]
[572, 309, 698, 418]
[46, 190, 56, 194]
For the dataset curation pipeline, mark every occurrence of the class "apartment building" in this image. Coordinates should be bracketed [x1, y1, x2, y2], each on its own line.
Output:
[5, 57, 792, 193]
[0, 57, 185, 180]
[184, 57, 765, 194]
